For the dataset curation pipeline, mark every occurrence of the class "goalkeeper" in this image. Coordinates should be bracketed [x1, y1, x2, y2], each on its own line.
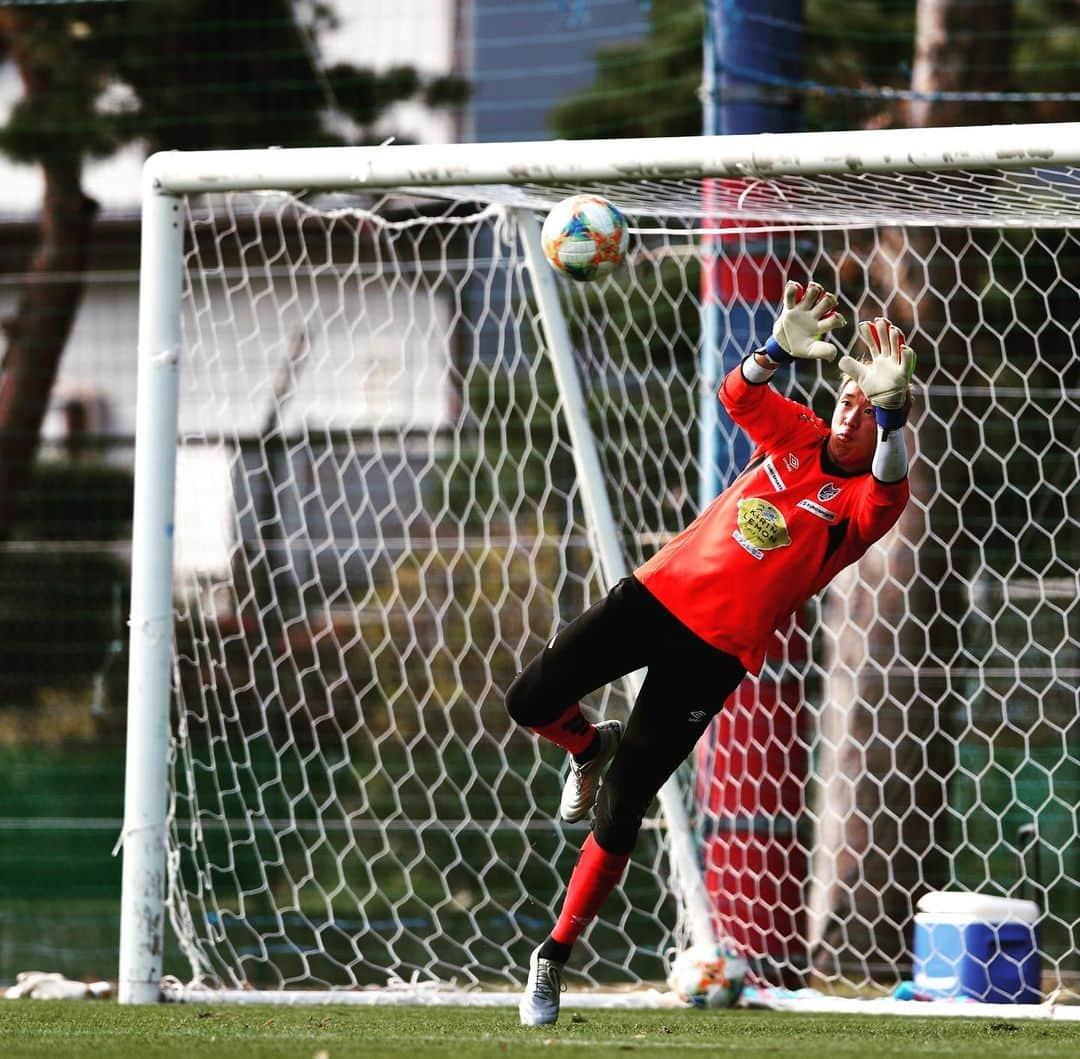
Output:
[506, 281, 917, 1026]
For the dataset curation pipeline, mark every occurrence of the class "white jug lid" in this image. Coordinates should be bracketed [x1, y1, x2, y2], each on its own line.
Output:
[916, 890, 1039, 923]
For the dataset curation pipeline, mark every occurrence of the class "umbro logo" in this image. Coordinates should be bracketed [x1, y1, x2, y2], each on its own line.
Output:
[688, 710, 708, 724]
[784, 452, 800, 471]
[818, 482, 841, 502]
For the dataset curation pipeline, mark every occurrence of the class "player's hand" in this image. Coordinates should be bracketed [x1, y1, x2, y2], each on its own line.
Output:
[839, 318, 917, 409]
[764, 280, 846, 364]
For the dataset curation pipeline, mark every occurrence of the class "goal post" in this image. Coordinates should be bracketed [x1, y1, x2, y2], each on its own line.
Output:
[138, 121, 1079, 192]
[118, 188, 184, 1005]
[119, 122, 1080, 1005]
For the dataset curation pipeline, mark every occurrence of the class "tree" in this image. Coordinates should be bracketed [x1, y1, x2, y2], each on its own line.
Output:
[0, 9, 101, 542]
[0, 0, 468, 542]
[549, 0, 1077, 141]
[803, 0, 1075, 131]
[548, 0, 703, 140]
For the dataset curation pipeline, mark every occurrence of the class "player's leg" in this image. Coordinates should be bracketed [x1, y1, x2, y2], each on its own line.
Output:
[546, 646, 744, 956]
[520, 613, 745, 1025]
[504, 577, 657, 817]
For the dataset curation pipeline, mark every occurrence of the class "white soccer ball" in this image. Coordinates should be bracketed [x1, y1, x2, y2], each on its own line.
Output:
[540, 194, 629, 282]
[666, 942, 749, 1010]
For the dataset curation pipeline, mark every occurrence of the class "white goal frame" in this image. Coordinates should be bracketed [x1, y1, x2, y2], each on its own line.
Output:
[119, 122, 1080, 1006]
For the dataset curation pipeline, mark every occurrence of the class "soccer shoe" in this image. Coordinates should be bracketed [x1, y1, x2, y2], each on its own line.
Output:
[559, 719, 623, 823]
[519, 946, 565, 1026]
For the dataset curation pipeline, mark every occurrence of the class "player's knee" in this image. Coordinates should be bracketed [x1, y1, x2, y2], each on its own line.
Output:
[504, 665, 545, 726]
[503, 672, 529, 725]
[593, 775, 649, 855]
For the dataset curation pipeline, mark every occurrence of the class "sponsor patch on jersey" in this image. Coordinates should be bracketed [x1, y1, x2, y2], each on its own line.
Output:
[797, 498, 837, 522]
[736, 497, 791, 552]
[763, 456, 785, 491]
[732, 528, 764, 559]
[818, 482, 841, 502]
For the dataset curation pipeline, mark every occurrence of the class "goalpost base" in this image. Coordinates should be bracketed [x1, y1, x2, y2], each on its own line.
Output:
[741, 988, 1080, 1023]
[161, 981, 676, 1009]
[161, 980, 1080, 1021]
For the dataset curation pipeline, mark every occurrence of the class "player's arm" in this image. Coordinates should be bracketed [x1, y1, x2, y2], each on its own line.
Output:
[737, 279, 845, 386]
[720, 281, 846, 443]
[747, 279, 846, 374]
[840, 317, 917, 485]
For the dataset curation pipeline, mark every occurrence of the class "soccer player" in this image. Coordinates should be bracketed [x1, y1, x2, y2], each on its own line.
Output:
[506, 281, 917, 1026]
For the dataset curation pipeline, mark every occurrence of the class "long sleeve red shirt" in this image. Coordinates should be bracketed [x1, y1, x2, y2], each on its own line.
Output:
[635, 361, 909, 673]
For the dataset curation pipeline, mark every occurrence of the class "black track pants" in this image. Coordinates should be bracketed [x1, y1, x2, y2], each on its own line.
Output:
[505, 576, 746, 853]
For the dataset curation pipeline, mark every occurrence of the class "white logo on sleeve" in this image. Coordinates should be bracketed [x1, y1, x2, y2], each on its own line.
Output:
[798, 499, 836, 522]
[762, 457, 785, 491]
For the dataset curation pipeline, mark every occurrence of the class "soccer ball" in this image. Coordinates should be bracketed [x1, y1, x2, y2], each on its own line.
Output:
[666, 942, 749, 1009]
[540, 194, 629, 282]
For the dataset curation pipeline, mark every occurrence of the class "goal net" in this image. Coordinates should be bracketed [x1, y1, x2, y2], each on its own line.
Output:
[120, 125, 1079, 1005]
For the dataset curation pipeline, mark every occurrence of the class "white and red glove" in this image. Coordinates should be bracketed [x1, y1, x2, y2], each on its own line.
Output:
[762, 280, 846, 364]
[839, 317, 917, 428]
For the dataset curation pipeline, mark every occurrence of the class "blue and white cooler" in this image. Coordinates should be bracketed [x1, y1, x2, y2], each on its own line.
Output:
[913, 891, 1041, 1004]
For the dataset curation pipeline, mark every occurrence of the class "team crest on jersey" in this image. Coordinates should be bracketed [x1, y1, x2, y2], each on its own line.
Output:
[818, 482, 841, 502]
[735, 497, 791, 556]
[784, 452, 800, 471]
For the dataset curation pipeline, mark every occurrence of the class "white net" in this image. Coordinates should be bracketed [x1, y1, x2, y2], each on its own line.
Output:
[165, 165, 1079, 999]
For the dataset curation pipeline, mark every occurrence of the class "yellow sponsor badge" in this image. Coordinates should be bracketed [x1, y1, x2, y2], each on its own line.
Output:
[736, 497, 791, 551]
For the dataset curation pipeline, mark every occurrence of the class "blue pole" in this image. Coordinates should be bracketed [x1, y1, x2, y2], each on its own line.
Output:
[698, 0, 804, 508]
[696, 3, 809, 987]
[697, 8, 722, 507]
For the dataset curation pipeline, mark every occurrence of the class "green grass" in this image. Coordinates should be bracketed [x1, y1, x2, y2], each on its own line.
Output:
[1, 1003, 1079, 1059]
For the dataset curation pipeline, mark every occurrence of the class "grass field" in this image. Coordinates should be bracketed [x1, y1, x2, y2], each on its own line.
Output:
[1, 1003, 1080, 1059]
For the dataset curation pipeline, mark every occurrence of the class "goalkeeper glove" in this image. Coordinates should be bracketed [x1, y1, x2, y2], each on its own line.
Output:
[838, 318, 917, 429]
[762, 280, 846, 364]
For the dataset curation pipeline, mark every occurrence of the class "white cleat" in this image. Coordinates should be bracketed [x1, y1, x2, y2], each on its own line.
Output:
[519, 946, 564, 1026]
[559, 719, 623, 823]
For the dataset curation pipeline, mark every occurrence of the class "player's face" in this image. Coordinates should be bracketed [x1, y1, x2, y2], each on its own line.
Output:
[827, 381, 877, 472]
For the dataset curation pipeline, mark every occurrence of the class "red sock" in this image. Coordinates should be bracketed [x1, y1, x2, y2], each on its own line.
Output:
[550, 833, 631, 947]
[530, 703, 595, 757]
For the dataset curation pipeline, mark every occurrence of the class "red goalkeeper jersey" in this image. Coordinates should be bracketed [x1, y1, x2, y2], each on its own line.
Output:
[635, 361, 910, 673]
